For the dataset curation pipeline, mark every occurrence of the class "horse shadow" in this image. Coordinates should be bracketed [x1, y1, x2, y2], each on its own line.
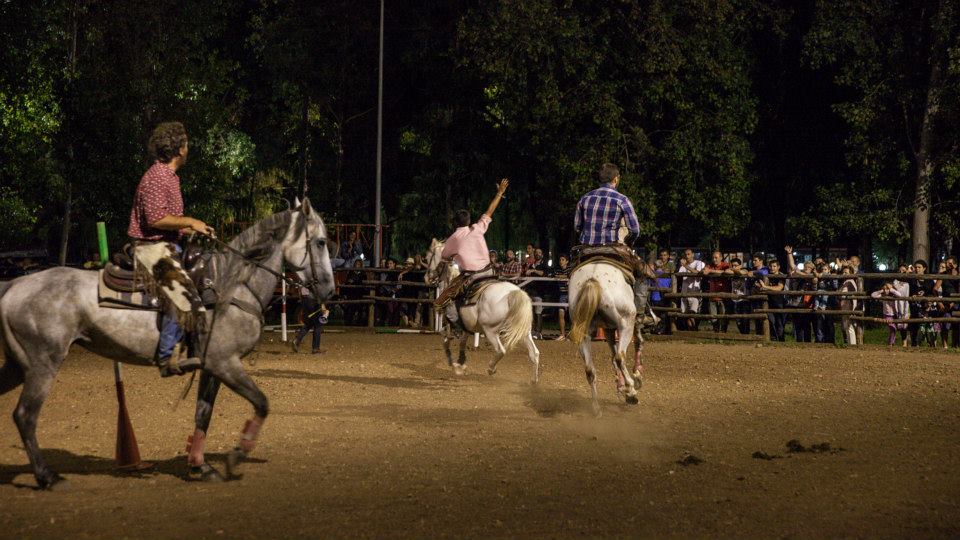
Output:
[515, 385, 596, 418]
[0, 448, 266, 489]
[253, 368, 453, 390]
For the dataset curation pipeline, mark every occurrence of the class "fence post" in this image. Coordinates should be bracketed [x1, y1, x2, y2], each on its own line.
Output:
[367, 287, 375, 328]
[669, 273, 678, 334]
[856, 276, 865, 346]
[762, 298, 770, 342]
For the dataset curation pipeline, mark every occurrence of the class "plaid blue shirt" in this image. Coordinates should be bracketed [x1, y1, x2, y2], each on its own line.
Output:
[575, 184, 640, 245]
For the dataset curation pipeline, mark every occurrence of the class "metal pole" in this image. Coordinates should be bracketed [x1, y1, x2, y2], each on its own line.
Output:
[281, 269, 288, 342]
[374, 0, 384, 266]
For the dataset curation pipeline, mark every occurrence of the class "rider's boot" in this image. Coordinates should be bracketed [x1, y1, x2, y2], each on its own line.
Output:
[158, 342, 202, 377]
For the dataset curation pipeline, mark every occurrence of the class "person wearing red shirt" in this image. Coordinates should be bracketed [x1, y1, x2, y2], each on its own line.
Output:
[128, 122, 214, 377]
[703, 250, 732, 333]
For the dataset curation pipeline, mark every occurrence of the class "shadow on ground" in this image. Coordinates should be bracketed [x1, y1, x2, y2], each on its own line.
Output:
[0, 448, 266, 489]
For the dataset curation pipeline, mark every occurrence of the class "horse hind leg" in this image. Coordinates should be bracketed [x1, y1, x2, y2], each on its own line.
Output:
[524, 332, 540, 385]
[616, 323, 639, 405]
[579, 336, 601, 417]
[453, 335, 468, 375]
[604, 329, 625, 394]
[482, 327, 506, 376]
[13, 364, 64, 489]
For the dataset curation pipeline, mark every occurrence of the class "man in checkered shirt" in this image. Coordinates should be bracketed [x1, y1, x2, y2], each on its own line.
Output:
[128, 122, 214, 377]
[574, 163, 645, 321]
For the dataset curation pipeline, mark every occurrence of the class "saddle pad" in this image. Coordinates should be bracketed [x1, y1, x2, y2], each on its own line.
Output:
[98, 270, 159, 311]
[463, 278, 500, 305]
[571, 256, 636, 284]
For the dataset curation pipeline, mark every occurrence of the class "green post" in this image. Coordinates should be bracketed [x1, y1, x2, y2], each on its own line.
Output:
[96, 222, 109, 268]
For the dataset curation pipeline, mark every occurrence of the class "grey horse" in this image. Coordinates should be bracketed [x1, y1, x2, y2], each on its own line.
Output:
[0, 199, 334, 489]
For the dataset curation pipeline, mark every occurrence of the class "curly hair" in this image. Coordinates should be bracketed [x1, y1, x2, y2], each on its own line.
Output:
[148, 122, 188, 163]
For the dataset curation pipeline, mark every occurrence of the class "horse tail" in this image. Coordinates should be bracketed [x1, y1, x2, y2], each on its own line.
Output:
[500, 289, 533, 351]
[570, 278, 601, 344]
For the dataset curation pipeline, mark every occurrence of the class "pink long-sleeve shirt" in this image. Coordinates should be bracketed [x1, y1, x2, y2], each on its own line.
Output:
[441, 214, 492, 272]
[871, 288, 902, 317]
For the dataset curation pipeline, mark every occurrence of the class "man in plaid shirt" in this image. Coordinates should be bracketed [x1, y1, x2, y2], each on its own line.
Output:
[574, 163, 645, 321]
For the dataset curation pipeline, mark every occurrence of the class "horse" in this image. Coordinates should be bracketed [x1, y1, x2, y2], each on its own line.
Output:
[0, 198, 334, 489]
[567, 260, 642, 415]
[424, 239, 539, 383]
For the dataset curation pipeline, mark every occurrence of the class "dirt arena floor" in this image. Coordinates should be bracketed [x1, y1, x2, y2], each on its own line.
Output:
[0, 333, 958, 539]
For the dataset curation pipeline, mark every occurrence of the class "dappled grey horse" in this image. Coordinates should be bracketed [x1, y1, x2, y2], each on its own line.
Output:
[0, 199, 334, 489]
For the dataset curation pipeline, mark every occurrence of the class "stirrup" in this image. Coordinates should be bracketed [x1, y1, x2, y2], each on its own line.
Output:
[158, 345, 202, 377]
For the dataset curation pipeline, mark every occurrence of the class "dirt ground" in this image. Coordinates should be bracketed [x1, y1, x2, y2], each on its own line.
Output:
[0, 333, 958, 539]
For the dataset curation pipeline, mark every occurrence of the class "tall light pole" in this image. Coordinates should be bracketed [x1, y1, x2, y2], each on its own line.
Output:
[374, 0, 384, 266]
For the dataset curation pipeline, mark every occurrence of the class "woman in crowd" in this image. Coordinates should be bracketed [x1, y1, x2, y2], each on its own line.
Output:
[871, 281, 903, 347]
[893, 264, 911, 346]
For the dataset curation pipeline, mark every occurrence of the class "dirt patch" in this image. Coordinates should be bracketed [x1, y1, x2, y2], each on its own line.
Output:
[0, 335, 958, 538]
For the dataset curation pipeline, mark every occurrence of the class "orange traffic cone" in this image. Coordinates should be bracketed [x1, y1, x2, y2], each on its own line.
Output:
[593, 327, 605, 341]
[114, 363, 152, 471]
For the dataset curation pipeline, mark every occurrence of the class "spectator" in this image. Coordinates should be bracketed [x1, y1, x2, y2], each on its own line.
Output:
[703, 250, 731, 333]
[757, 258, 787, 341]
[943, 256, 959, 348]
[653, 249, 675, 334]
[343, 259, 366, 325]
[523, 243, 536, 269]
[838, 264, 860, 345]
[871, 281, 903, 347]
[377, 259, 401, 326]
[502, 249, 522, 278]
[786, 248, 814, 342]
[339, 231, 364, 268]
[677, 248, 705, 330]
[552, 254, 571, 340]
[893, 264, 911, 346]
[526, 248, 547, 339]
[812, 261, 836, 344]
[750, 253, 770, 335]
[909, 259, 935, 347]
[290, 287, 327, 354]
[489, 250, 502, 273]
[728, 257, 752, 335]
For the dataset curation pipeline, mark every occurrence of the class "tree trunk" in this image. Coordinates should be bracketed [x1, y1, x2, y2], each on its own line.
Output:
[298, 92, 309, 198]
[912, 0, 950, 262]
[58, 184, 72, 266]
[59, 0, 80, 266]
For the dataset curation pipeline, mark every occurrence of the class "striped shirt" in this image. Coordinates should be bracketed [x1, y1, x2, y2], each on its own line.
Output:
[574, 184, 640, 245]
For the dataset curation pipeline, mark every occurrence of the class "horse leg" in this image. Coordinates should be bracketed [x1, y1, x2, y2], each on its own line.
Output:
[206, 357, 269, 479]
[579, 334, 601, 417]
[186, 371, 225, 482]
[632, 328, 645, 385]
[453, 335, 468, 375]
[617, 321, 639, 405]
[482, 326, 506, 376]
[442, 333, 455, 367]
[524, 332, 540, 385]
[605, 330, 625, 394]
[13, 365, 64, 489]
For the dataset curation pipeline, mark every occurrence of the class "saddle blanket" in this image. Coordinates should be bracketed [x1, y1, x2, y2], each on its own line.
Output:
[98, 270, 159, 311]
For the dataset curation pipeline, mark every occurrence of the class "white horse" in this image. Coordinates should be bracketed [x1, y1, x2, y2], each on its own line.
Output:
[424, 239, 539, 383]
[568, 260, 642, 415]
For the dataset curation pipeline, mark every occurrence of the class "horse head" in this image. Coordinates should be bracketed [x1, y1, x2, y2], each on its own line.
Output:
[285, 197, 335, 301]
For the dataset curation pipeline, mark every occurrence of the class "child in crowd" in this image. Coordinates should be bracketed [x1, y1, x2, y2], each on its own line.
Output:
[893, 264, 911, 346]
[839, 264, 859, 345]
[871, 281, 903, 346]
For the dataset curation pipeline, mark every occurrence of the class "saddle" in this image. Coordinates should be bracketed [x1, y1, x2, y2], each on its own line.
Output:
[434, 270, 500, 309]
[569, 244, 640, 283]
[102, 242, 210, 294]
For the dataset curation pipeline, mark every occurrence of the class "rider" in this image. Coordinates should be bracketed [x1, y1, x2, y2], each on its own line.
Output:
[127, 121, 215, 377]
[440, 178, 510, 332]
[574, 163, 647, 325]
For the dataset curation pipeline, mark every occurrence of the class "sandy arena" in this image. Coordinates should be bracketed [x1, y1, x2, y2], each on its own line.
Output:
[0, 333, 958, 539]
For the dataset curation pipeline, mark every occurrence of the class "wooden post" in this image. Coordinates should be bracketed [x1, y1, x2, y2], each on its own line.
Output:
[762, 298, 771, 342]
[857, 278, 867, 347]
[367, 287, 375, 328]
[668, 273, 678, 333]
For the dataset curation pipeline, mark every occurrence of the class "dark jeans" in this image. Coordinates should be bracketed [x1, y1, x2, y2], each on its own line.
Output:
[814, 313, 834, 344]
[793, 314, 813, 342]
[732, 301, 751, 334]
[296, 298, 324, 350]
[768, 312, 786, 341]
[751, 300, 766, 335]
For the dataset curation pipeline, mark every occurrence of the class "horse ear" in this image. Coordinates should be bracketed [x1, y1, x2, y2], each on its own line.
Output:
[294, 196, 301, 209]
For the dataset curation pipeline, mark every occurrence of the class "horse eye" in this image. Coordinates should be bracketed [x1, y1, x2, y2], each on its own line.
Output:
[316, 239, 326, 248]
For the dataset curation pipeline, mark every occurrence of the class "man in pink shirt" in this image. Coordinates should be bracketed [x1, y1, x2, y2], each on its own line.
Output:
[441, 178, 509, 328]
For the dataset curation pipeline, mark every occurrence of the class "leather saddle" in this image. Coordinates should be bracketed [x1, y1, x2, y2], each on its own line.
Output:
[570, 244, 640, 282]
[102, 242, 209, 294]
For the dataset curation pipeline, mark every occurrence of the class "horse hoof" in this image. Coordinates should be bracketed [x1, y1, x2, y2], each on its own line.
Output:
[192, 463, 225, 482]
[632, 371, 643, 387]
[41, 474, 68, 491]
[625, 394, 639, 405]
[226, 448, 246, 478]
[591, 402, 602, 417]
[453, 363, 465, 376]
[487, 367, 497, 376]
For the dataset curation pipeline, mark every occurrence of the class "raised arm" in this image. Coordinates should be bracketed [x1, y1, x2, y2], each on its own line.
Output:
[483, 178, 509, 218]
[784, 245, 797, 273]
